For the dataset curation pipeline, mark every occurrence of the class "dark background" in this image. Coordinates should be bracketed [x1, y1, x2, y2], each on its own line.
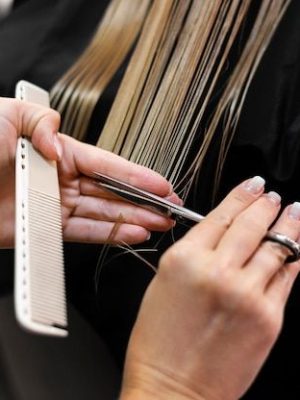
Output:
[1, 0, 300, 398]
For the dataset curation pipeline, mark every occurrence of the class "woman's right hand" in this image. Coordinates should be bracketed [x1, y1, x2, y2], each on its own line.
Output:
[121, 176, 300, 400]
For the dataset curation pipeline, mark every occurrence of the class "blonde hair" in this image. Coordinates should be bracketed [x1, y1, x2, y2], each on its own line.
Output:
[51, 0, 291, 200]
[50, 0, 151, 141]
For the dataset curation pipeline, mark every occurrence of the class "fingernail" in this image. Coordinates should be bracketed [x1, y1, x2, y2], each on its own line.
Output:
[244, 176, 265, 194]
[146, 232, 151, 241]
[266, 191, 281, 205]
[288, 202, 300, 220]
[53, 135, 63, 161]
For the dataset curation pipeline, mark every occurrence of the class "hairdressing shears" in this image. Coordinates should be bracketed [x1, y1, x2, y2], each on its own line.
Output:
[92, 172, 204, 224]
[92, 172, 300, 263]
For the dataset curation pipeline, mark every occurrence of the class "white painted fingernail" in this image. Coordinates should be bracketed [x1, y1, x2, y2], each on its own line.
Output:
[266, 191, 281, 205]
[244, 176, 265, 194]
[288, 202, 300, 220]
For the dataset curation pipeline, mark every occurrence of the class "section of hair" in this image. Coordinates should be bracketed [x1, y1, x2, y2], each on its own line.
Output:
[50, 0, 151, 141]
[98, 0, 291, 200]
[50, 0, 291, 200]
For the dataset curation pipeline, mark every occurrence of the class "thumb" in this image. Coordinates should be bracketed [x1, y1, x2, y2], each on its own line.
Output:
[19, 100, 62, 161]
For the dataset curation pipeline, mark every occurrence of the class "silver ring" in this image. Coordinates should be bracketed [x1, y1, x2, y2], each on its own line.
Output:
[265, 231, 300, 263]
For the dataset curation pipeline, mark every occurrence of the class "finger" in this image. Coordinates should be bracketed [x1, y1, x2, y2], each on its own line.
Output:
[245, 202, 300, 286]
[62, 135, 174, 197]
[183, 176, 266, 249]
[215, 192, 281, 268]
[0, 98, 61, 161]
[164, 192, 184, 206]
[80, 176, 129, 199]
[18, 99, 62, 160]
[72, 195, 174, 231]
[63, 217, 151, 244]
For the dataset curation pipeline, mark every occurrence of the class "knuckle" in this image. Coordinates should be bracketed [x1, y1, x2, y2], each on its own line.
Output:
[222, 281, 257, 312]
[236, 213, 264, 234]
[231, 188, 254, 205]
[191, 267, 241, 306]
[159, 240, 191, 273]
[38, 108, 60, 128]
[159, 239, 211, 282]
[49, 109, 61, 126]
[209, 213, 233, 230]
[209, 274, 261, 315]
[239, 294, 282, 343]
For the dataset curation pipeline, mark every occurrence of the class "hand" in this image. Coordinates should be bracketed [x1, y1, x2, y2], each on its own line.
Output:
[57, 134, 179, 244]
[0, 98, 180, 247]
[121, 177, 300, 400]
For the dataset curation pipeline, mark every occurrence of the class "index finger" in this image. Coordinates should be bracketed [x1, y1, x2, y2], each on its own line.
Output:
[61, 134, 178, 199]
[183, 176, 266, 249]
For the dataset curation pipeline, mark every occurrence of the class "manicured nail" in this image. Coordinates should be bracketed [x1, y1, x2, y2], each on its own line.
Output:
[53, 135, 63, 161]
[288, 202, 300, 220]
[266, 191, 281, 205]
[244, 176, 265, 194]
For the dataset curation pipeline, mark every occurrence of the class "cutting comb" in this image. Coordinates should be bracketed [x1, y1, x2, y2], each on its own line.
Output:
[14, 80, 68, 336]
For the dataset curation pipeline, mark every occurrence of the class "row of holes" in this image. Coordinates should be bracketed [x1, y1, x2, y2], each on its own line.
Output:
[20, 135, 28, 315]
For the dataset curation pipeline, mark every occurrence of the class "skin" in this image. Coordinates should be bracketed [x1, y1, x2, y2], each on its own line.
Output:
[1, 97, 299, 399]
[121, 180, 300, 399]
[0, 97, 180, 248]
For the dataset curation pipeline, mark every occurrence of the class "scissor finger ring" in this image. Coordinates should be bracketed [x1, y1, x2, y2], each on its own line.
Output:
[265, 231, 300, 263]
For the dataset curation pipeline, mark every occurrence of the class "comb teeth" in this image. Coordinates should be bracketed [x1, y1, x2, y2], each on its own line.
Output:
[27, 189, 67, 327]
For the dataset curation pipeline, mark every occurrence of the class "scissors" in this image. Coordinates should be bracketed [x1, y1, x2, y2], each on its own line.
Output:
[92, 172, 300, 263]
[92, 171, 204, 223]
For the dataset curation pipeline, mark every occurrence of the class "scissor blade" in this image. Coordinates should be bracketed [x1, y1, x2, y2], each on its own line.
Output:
[92, 172, 204, 223]
[94, 180, 173, 217]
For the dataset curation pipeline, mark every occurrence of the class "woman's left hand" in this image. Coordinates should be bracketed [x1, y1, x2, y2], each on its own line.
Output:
[58, 134, 179, 244]
[0, 97, 180, 247]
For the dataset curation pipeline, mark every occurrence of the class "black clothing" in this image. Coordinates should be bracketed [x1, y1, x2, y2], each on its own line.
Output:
[1, 0, 300, 398]
[0, 1, 122, 399]
[0, 294, 120, 400]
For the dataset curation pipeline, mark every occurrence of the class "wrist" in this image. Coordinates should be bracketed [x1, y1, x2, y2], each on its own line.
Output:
[120, 388, 205, 400]
[120, 361, 207, 400]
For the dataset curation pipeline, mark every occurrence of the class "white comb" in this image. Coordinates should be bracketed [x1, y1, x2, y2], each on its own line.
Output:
[14, 80, 68, 337]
